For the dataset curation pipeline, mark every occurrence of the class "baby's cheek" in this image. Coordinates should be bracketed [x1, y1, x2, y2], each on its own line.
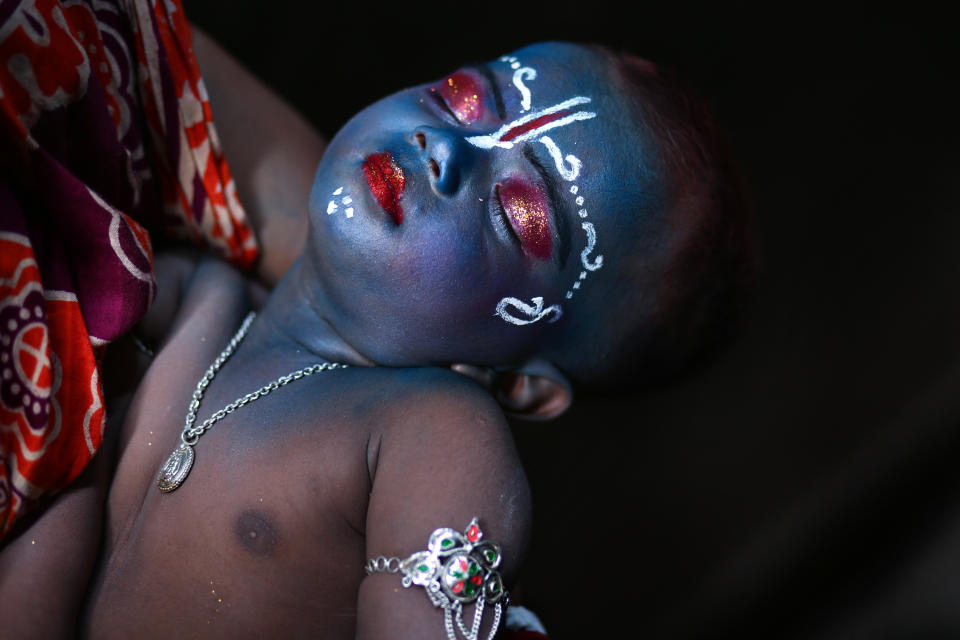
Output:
[393, 232, 493, 316]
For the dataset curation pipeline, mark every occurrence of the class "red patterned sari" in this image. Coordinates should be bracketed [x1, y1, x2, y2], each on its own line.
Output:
[0, 0, 257, 538]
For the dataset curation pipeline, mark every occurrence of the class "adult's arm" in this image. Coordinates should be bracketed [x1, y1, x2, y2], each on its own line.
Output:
[0, 438, 111, 638]
[191, 26, 325, 286]
[0, 251, 218, 638]
[357, 374, 532, 639]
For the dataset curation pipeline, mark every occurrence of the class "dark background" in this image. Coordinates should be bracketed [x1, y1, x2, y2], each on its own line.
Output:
[188, 2, 958, 637]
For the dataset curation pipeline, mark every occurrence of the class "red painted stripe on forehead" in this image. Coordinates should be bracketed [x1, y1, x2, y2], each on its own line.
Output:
[500, 110, 570, 142]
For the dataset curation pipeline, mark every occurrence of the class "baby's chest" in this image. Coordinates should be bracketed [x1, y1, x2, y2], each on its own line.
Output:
[108, 401, 373, 608]
[110, 366, 378, 565]
[92, 443, 368, 638]
[145, 381, 375, 526]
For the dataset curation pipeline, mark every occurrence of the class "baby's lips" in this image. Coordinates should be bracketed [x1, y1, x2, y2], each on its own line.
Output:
[363, 152, 406, 225]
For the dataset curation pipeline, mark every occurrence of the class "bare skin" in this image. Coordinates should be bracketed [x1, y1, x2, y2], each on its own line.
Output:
[1, 29, 543, 638]
[81, 253, 531, 639]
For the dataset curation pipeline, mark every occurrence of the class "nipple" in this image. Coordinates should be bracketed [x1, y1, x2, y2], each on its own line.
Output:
[235, 510, 279, 557]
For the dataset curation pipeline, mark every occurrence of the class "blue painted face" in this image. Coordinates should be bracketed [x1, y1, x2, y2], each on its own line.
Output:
[306, 42, 666, 367]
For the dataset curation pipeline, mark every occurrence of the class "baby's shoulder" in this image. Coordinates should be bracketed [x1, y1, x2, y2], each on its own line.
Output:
[358, 366, 527, 509]
[361, 368, 531, 596]
[368, 367, 511, 449]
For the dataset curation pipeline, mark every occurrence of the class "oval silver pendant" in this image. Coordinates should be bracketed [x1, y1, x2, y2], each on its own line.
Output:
[156, 443, 194, 493]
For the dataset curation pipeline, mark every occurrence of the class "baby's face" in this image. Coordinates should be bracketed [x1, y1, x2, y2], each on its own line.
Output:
[307, 42, 665, 367]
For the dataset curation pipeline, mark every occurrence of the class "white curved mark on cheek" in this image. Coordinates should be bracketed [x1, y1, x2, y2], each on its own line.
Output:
[512, 66, 537, 112]
[538, 136, 582, 182]
[495, 296, 563, 325]
[580, 222, 604, 271]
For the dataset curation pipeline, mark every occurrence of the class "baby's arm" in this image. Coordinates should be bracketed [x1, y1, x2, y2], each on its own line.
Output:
[358, 374, 532, 639]
[191, 26, 325, 286]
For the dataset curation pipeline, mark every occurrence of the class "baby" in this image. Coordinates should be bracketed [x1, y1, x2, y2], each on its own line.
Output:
[4, 37, 750, 639]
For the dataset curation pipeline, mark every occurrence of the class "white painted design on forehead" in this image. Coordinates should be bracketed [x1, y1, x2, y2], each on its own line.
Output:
[491, 52, 607, 325]
[512, 67, 536, 112]
[495, 297, 563, 325]
[465, 97, 595, 150]
[538, 136, 581, 181]
[503, 55, 521, 70]
[580, 222, 604, 271]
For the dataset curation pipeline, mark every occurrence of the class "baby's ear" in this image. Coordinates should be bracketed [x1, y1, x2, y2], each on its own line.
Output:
[451, 358, 572, 421]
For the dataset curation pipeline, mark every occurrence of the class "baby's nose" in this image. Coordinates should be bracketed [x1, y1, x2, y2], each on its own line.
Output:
[412, 126, 467, 196]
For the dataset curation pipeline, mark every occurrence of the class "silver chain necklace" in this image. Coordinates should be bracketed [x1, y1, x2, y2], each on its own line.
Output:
[156, 312, 346, 492]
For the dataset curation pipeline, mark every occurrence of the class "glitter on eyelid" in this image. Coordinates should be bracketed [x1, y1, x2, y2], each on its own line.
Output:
[432, 71, 483, 124]
[499, 178, 552, 259]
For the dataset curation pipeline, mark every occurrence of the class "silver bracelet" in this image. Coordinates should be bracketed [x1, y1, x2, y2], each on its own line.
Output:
[365, 517, 507, 640]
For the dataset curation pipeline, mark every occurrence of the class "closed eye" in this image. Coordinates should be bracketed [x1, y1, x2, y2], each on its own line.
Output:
[522, 145, 570, 267]
[496, 177, 554, 261]
[492, 184, 521, 247]
[429, 90, 463, 124]
[430, 70, 485, 125]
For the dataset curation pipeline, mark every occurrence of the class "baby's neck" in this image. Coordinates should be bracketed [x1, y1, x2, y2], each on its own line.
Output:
[254, 258, 375, 368]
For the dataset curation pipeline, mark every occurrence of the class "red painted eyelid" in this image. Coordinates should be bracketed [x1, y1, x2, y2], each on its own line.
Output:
[496, 175, 557, 261]
[432, 69, 561, 260]
[431, 68, 489, 125]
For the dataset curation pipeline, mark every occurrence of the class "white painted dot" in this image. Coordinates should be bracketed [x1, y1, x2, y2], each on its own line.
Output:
[326, 201, 338, 215]
[511, 62, 520, 69]
[11, 383, 20, 394]
[579, 209, 588, 218]
[565, 291, 573, 299]
[579, 271, 587, 279]
[22, 394, 30, 405]
[77, 30, 85, 41]
[33, 402, 40, 414]
[1, 353, 7, 363]
[572, 281, 581, 290]
[2, 368, 10, 379]
[7, 319, 16, 331]
[19, 308, 29, 320]
[345, 208, 354, 218]
[34, 306, 42, 317]
[332, 187, 343, 196]
[342, 196, 352, 205]
[575, 196, 584, 206]
[569, 185, 579, 194]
